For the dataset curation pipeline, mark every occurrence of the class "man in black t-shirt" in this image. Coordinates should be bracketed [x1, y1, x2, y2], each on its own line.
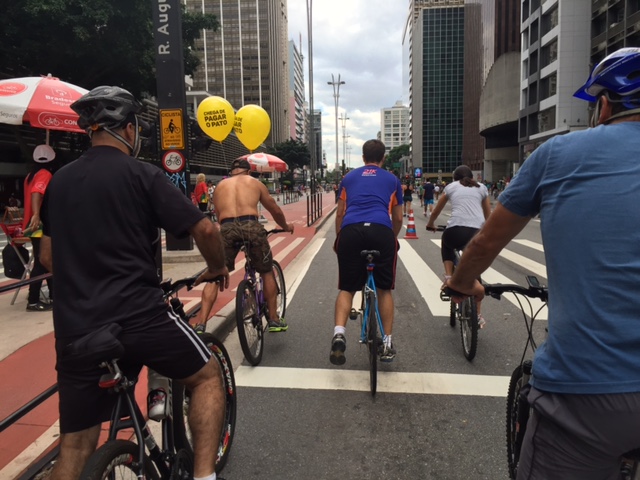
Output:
[40, 86, 229, 480]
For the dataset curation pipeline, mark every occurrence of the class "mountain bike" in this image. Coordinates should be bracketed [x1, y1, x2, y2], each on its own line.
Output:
[348, 250, 386, 396]
[76, 274, 236, 479]
[235, 229, 287, 365]
[434, 223, 478, 361]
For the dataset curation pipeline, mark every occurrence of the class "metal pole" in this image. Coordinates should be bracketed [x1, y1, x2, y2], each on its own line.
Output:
[306, 0, 315, 193]
[328, 74, 345, 176]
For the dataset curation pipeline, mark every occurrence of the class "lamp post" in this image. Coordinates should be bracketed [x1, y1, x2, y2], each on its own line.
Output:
[328, 74, 345, 177]
[305, 0, 316, 191]
[340, 112, 349, 170]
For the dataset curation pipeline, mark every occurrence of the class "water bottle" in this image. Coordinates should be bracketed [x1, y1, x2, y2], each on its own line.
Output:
[147, 369, 170, 421]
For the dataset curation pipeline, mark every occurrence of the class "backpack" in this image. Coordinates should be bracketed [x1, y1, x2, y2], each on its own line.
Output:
[2, 244, 30, 279]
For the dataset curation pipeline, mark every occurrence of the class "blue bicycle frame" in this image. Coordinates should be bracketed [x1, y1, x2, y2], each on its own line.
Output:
[359, 260, 386, 344]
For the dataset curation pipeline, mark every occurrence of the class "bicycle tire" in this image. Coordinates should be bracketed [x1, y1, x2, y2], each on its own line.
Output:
[173, 333, 237, 474]
[270, 260, 287, 320]
[459, 296, 478, 361]
[366, 293, 378, 396]
[449, 299, 456, 327]
[506, 364, 529, 480]
[235, 279, 264, 365]
[79, 439, 159, 480]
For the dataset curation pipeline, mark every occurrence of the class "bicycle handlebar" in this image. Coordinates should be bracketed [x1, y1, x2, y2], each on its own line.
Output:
[443, 280, 548, 302]
[160, 269, 225, 297]
[267, 228, 286, 235]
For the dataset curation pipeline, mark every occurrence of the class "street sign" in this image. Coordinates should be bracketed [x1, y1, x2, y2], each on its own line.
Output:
[414, 168, 422, 178]
[162, 150, 185, 173]
[159, 108, 185, 150]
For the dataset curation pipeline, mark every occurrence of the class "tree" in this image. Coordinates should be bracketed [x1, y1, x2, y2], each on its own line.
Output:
[0, 0, 218, 97]
[386, 144, 410, 166]
[267, 139, 311, 186]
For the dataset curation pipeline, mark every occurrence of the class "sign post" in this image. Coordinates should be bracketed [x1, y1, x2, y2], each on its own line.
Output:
[152, 0, 193, 250]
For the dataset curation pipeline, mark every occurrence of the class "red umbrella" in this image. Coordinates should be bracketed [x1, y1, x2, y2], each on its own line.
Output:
[0, 74, 88, 135]
[238, 152, 288, 173]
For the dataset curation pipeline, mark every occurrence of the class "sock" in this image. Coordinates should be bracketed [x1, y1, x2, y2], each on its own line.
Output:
[194, 474, 216, 480]
[383, 334, 392, 348]
[334, 326, 346, 336]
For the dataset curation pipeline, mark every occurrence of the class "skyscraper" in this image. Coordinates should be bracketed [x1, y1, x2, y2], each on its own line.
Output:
[288, 40, 305, 141]
[380, 101, 410, 153]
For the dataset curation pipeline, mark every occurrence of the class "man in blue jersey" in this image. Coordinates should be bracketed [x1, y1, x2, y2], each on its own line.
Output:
[330, 139, 403, 364]
[446, 48, 640, 478]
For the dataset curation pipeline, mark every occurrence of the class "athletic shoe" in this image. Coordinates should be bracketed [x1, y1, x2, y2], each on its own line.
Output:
[379, 343, 396, 362]
[330, 333, 346, 365]
[268, 318, 288, 332]
[478, 315, 486, 329]
[26, 302, 52, 312]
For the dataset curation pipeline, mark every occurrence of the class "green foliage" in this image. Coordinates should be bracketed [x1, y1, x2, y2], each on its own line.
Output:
[267, 139, 311, 186]
[386, 144, 410, 166]
[0, 0, 217, 97]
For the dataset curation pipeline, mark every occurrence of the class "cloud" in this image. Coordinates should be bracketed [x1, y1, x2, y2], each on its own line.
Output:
[288, 0, 408, 167]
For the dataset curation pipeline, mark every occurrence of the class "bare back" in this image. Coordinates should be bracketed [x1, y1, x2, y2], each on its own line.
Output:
[213, 173, 272, 221]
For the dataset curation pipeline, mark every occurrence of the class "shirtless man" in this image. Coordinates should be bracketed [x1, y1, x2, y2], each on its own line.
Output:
[196, 158, 294, 331]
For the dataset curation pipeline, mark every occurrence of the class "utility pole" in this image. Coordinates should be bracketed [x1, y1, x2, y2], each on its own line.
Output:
[328, 74, 345, 178]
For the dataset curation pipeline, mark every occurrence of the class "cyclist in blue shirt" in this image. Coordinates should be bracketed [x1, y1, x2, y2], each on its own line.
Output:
[446, 48, 640, 478]
[330, 139, 403, 364]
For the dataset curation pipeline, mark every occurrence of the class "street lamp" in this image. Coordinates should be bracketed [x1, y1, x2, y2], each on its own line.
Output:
[305, 0, 316, 191]
[328, 74, 345, 176]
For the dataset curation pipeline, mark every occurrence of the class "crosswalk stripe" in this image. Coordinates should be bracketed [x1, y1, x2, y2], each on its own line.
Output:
[429, 239, 548, 320]
[513, 239, 544, 252]
[235, 365, 509, 397]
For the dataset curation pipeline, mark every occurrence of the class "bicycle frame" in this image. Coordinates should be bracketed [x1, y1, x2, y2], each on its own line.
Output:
[360, 269, 385, 343]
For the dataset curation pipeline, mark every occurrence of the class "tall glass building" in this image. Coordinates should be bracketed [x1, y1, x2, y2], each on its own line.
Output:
[405, 0, 465, 180]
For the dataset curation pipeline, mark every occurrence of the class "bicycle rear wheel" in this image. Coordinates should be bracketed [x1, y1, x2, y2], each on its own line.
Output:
[270, 260, 287, 320]
[235, 279, 264, 365]
[173, 333, 237, 473]
[449, 299, 456, 327]
[459, 297, 478, 361]
[506, 364, 530, 480]
[366, 293, 378, 396]
[79, 439, 159, 480]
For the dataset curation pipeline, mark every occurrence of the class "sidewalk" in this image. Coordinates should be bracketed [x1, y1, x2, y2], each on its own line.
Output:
[0, 191, 336, 479]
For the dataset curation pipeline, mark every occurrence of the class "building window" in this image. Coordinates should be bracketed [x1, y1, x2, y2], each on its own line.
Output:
[540, 72, 557, 100]
[538, 106, 556, 133]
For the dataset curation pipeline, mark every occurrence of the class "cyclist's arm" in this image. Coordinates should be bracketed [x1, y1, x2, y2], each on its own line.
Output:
[391, 204, 403, 237]
[426, 192, 448, 229]
[481, 195, 492, 220]
[449, 202, 530, 293]
[260, 186, 293, 232]
[189, 218, 229, 289]
[335, 197, 346, 236]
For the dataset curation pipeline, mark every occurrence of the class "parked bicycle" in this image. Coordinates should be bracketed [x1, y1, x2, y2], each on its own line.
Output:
[348, 250, 387, 396]
[235, 229, 287, 365]
[76, 273, 236, 479]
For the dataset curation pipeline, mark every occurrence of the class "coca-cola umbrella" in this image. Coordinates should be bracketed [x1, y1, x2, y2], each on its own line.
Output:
[238, 152, 288, 173]
[0, 74, 88, 141]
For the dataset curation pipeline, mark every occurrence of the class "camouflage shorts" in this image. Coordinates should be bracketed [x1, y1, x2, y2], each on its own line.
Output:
[220, 220, 273, 274]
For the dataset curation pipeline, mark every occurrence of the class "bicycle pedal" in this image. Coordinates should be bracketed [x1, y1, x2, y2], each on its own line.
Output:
[440, 291, 451, 302]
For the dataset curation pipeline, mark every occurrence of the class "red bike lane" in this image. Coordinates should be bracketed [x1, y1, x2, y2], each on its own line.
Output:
[0, 192, 335, 478]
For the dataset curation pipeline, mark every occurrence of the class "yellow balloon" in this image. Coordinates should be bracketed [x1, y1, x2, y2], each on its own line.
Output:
[197, 96, 235, 142]
[233, 105, 271, 151]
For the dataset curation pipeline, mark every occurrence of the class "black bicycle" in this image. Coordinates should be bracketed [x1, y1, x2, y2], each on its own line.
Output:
[77, 274, 236, 479]
[235, 229, 287, 365]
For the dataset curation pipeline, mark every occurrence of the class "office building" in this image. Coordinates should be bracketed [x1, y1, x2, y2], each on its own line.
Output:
[380, 101, 410, 153]
[590, 1, 640, 67]
[288, 40, 306, 141]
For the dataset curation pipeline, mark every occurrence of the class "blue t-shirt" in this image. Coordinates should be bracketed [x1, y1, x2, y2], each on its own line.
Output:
[499, 122, 640, 394]
[423, 182, 435, 200]
[339, 165, 403, 229]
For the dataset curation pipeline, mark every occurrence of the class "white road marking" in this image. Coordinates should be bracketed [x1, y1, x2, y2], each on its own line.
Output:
[398, 239, 451, 316]
[0, 421, 60, 480]
[235, 366, 509, 397]
[513, 239, 544, 252]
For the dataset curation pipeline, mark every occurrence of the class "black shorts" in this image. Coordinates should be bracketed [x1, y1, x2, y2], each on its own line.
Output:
[55, 310, 211, 433]
[336, 223, 398, 291]
[441, 226, 479, 263]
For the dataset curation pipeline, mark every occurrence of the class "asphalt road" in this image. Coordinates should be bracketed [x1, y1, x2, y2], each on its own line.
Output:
[219, 201, 548, 480]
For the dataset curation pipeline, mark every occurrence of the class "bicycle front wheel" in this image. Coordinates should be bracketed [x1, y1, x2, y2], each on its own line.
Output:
[459, 297, 478, 361]
[366, 294, 378, 396]
[449, 299, 456, 327]
[506, 364, 530, 480]
[235, 279, 264, 365]
[79, 439, 159, 480]
[271, 260, 287, 320]
[173, 333, 237, 473]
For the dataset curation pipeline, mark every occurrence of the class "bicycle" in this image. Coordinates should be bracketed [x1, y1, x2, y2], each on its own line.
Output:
[433, 225, 479, 361]
[348, 250, 387, 397]
[235, 229, 287, 365]
[76, 274, 236, 479]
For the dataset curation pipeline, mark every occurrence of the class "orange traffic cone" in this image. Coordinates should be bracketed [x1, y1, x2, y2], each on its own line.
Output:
[404, 209, 419, 239]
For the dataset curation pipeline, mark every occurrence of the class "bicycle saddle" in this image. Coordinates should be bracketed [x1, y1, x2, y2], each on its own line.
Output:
[64, 323, 124, 365]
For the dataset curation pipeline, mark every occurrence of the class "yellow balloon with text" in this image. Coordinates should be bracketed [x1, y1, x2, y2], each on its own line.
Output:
[234, 104, 271, 151]
[197, 96, 235, 142]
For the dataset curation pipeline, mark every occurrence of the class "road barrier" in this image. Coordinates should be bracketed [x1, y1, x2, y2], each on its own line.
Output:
[307, 192, 323, 226]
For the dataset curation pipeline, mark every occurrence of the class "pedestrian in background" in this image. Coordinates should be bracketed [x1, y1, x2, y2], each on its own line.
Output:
[23, 144, 57, 312]
[194, 173, 209, 212]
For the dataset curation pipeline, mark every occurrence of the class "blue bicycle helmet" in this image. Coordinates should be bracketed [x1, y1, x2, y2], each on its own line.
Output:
[574, 47, 640, 108]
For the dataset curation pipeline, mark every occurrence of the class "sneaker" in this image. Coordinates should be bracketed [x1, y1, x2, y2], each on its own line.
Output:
[268, 318, 288, 332]
[330, 333, 346, 365]
[380, 343, 396, 362]
[478, 315, 486, 329]
[26, 302, 53, 312]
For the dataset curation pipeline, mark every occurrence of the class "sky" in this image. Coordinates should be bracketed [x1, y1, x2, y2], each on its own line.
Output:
[287, 0, 409, 170]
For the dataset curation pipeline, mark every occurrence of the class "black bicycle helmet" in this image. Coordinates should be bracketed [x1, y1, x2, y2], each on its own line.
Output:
[71, 86, 143, 131]
[453, 165, 473, 181]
